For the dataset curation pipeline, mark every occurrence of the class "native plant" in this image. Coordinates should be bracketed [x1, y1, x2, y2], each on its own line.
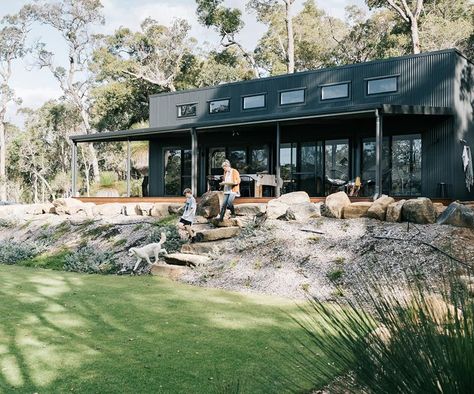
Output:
[291, 265, 474, 393]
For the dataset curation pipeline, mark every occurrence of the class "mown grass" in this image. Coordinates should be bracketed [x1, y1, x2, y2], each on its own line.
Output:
[0, 265, 345, 393]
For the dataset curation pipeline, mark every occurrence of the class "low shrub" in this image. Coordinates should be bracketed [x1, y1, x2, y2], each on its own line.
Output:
[19, 248, 72, 270]
[292, 265, 474, 393]
[64, 246, 117, 274]
[147, 224, 185, 253]
[0, 241, 40, 265]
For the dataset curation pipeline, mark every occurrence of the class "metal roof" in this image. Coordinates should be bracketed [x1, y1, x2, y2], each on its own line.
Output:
[70, 104, 452, 143]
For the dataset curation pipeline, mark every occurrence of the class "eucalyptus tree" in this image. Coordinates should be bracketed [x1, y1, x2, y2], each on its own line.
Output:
[367, 0, 424, 54]
[0, 12, 29, 201]
[247, 0, 296, 73]
[27, 0, 104, 185]
[93, 18, 194, 93]
[196, 0, 260, 77]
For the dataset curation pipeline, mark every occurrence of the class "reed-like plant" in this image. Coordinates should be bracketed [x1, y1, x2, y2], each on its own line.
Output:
[292, 265, 474, 393]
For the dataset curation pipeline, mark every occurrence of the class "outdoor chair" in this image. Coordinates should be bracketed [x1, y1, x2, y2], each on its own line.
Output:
[239, 175, 254, 197]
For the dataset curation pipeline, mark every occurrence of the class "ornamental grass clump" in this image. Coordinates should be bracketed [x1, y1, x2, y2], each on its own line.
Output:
[292, 266, 474, 393]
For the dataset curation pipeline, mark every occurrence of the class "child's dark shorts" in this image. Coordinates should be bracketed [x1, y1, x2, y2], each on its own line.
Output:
[179, 218, 192, 226]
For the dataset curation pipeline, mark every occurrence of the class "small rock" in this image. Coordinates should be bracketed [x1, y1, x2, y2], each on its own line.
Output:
[367, 195, 395, 221]
[123, 203, 140, 216]
[324, 191, 351, 219]
[168, 203, 183, 214]
[136, 203, 154, 216]
[210, 218, 242, 227]
[97, 203, 123, 216]
[402, 198, 437, 224]
[386, 200, 406, 223]
[291, 202, 321, 221]
[266, 199, 290, 219]
[150, 203, 171, 218]
[437, 201, 474, 229]
[164, 253, 210, 267]
[343, 202, 373, 219]
[150, 264, 189, 280]
[197, 191, 223, 218]
[275, 191, 310, 205]
[194, 226, 240, 242]
[234, 203, 267, 216]
[433, 202, 447, 217]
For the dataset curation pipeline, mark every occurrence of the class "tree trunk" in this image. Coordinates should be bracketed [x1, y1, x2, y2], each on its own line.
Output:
[410, 18, 421, 54]
[0, 120, 6, 201]
[285, 0, 295, 73]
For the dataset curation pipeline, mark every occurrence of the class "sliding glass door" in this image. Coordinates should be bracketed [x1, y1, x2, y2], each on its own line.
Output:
[324, 139, 350, 194]
[280, 141, 324, 196]
[361, 134, 422, 197]
[391, 134, 422, 196]
[164, 149, 191, 196]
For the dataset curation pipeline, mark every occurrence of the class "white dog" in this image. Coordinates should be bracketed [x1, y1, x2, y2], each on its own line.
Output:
[128, 232, 168, 272]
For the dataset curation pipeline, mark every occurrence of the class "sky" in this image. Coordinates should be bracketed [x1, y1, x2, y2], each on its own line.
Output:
[1, 0, 367, 127]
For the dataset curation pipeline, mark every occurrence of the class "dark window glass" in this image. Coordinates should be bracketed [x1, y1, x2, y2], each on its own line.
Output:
[229, 148, 247, 173]
[367, 77, 398, 95]
[391, 134, 422, 196]
[243, 94, 265, 110]
[321, 83, 349, 100]
[209, 99, 230, 114]
[280, 89, 305, 105]
[248, 146, 269, 173]
[177, 103, 197, 118]
[209, 147, 226, 176]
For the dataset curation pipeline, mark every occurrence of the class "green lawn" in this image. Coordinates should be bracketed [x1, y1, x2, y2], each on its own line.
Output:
[0, 265, 339, 393]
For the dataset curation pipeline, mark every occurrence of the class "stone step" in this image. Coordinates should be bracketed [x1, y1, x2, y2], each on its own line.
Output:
[181, 241, 226, 255]
[163, 253, 211, 267]
[194, 226, 240, 242]
[150, 263, 189, 280]
[209, 217, 242, 228]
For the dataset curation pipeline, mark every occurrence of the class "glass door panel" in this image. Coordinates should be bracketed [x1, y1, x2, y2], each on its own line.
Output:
[228, 147, 248, 173]
[325, 139, 349, 195]
[391, 135, 422, 196]
[361, 137, 390, 197]
[280, 141, 323, 196]
[164, 149, 182, 196]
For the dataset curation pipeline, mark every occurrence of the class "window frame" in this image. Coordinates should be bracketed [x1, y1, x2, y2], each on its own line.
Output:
[365, 75, 399, 96]
[208, 98, 231, 114]
[176, 102, 198, 119]
[319, 81, 351, 102]
[278, 88, 306, 107]
[241, 93, 267, 111]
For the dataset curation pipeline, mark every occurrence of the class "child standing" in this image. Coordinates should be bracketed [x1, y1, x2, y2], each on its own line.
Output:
[178, 188, 196, 242]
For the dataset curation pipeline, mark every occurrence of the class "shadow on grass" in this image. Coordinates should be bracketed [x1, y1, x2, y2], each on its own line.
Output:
[0, 265, 342, 393]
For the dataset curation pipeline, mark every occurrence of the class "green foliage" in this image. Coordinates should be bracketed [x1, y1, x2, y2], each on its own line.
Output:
[293, 267, 474, 393]
[64, 246, 118, 274]
[326, 268, 344, 282]
[99, 171, 118, 188]
[113, 238, 127, 247]
[147, 223, 185, 253]
[0, 241, 40, 265]
[18, 248, 72, 270]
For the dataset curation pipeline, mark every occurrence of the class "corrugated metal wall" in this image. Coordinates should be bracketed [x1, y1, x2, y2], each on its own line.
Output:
[149, 50, 456, 130]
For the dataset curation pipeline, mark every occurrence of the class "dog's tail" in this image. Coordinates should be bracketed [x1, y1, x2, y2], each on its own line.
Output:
[159, 232, 167, 245]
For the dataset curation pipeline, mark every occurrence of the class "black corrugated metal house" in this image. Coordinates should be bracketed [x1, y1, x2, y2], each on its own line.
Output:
[71, 48, 474, 200]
